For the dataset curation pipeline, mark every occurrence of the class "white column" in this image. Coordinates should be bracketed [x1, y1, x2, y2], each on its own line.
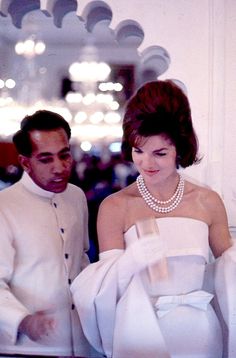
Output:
[205, 0, 225, 196]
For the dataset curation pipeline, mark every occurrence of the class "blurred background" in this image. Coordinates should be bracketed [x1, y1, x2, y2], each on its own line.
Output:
[0, 0, 236, 259]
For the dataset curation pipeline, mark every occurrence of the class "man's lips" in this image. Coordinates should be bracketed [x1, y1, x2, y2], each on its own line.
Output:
[51, 177, 67, 184]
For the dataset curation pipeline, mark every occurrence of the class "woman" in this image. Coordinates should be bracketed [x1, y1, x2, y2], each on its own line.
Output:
[71, 80, 234, 358]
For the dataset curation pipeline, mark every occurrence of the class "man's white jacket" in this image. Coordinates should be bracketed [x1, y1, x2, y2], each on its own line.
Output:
[0, 172, 99, 357]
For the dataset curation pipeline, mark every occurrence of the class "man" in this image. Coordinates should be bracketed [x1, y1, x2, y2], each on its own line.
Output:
[0, 110, 99, 357]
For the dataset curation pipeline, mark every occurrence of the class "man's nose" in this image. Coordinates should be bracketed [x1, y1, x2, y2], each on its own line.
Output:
[52, 158, 64, 173]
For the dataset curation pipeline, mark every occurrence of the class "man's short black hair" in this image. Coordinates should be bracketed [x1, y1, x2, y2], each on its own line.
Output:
[13, 110, 71, 157]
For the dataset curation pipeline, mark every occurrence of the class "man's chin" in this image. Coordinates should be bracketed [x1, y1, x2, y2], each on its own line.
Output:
[49, 182, 68, 193]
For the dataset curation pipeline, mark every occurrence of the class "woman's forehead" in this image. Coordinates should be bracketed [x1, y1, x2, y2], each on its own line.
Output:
[134, 134, 174, 148]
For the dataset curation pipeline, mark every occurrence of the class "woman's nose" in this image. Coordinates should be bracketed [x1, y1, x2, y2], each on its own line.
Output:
[144, 154, 155, 167]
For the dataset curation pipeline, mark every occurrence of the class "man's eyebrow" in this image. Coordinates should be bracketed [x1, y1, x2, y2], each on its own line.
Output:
[59, 147, 71, 154]
[36, 147, 70, 158]
[36, 152, 52, 158]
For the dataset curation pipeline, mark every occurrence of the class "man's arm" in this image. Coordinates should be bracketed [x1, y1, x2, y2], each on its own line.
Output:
[0, 213, 30, 343]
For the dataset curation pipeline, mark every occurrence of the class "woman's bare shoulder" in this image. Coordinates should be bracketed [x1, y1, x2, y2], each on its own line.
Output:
[99, 182, 138, 211]
[184, 179, 227, 220]
[193, 180, 223, 202]
[97, 182, 138, 251]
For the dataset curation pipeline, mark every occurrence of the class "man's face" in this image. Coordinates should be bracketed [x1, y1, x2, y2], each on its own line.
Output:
[20, 128, 73, 193]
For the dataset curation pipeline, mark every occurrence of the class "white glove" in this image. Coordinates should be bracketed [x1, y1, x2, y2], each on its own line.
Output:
[117, 235, 166, 294]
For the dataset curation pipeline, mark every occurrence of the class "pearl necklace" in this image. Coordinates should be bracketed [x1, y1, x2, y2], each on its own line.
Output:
[136, 174, 185, 213]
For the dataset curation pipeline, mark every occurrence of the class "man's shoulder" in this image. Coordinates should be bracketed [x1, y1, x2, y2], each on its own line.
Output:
[0, 181, 20, 198]
[0, 182, 23, 213]
[63, 183, 86, 199]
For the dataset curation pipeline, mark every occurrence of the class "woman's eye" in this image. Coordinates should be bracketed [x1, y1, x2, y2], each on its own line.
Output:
[133, 148, 142, 153]
[155, 152, 167, 156]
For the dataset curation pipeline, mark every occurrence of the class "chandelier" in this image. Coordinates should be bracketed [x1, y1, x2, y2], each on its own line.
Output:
[15, 36, 46, 59]
[69, 61, 111, 83]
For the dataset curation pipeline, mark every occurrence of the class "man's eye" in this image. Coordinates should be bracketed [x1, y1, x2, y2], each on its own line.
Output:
[39, 158, 53, 164]
[60, 153, 71, 160]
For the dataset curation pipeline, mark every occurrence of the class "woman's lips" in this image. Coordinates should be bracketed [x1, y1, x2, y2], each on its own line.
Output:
[143, 169, 159, 176]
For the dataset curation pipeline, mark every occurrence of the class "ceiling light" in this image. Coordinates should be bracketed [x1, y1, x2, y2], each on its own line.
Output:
[69, 61, 111, 82]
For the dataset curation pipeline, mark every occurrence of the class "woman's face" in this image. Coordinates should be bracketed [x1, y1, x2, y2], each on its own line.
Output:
[132, 134, 177, 185]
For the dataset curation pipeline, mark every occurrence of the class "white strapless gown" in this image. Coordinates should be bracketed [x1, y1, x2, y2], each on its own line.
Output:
[124, 217, 223, 357]
[71, 217, 236, 358]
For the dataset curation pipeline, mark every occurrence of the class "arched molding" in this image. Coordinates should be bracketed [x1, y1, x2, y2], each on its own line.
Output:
[0, 0, 171, 78]
[8, 0, 40, 28]
[0, 0, 12, 16]
[52, 0, 78, 28]
[114, 19, 144, 48]
[140, 45, 170, 76]
[40, 0, 58, 17]
[81, 0, 112, 32]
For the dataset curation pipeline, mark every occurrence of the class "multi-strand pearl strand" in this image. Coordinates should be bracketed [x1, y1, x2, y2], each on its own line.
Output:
[136, 174, 185, 213]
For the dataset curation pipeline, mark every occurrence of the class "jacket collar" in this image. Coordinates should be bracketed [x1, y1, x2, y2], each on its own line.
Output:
[21, 171, 55, 199]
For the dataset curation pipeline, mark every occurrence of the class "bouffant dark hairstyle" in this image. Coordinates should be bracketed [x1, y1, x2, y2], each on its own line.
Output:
[13, 110, 71, 157]
[122, 80, 200, 168]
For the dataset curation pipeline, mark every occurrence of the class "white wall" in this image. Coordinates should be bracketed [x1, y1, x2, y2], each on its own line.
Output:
[222, 0, 236, 226]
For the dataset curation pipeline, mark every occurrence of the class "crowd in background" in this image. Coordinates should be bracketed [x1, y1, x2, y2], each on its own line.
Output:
[70, 151, 138, 261]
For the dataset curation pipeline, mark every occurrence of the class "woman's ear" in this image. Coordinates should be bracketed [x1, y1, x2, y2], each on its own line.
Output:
[176, 154, 181, 169]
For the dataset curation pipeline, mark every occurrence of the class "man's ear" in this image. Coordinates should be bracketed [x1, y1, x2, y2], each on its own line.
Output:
[18, 155, 31, 174]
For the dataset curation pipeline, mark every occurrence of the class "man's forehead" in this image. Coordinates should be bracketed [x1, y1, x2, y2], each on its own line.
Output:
[29, 128, 70, 154]
[29, 127, 67, 138]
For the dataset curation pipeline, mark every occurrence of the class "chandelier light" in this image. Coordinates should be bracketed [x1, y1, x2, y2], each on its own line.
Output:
[15, 37, 46, 59]
[69, 61, 111, 82]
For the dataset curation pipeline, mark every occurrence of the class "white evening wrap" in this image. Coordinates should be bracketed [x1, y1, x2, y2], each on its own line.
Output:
[71, 241, 170, 358]
[214, 243, 236, 357]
